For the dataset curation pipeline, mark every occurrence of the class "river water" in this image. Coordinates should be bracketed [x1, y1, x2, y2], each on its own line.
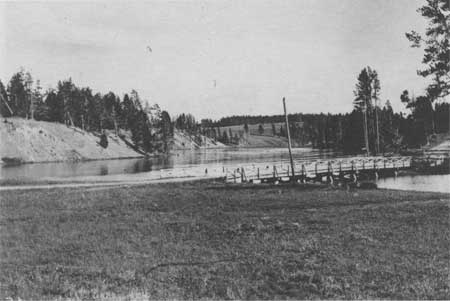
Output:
[377, 174, 450, 193]
[0, 148, 338, 181]
[1, 147, 449, 193]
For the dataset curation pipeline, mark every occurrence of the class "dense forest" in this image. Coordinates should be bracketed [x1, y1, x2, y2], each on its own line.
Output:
[201, 99, 448, 154]
[203, 63, 448, 154]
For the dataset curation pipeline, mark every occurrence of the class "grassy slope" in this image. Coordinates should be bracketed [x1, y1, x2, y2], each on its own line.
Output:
[171, 127, 292, 149]
[172, 130, 226, 150]
[0, 182, 449, 299]
[243, 134, 290, 147]
[219, 123, 302, 147]
[0, 118, 141, 163]
[220, 122, 286, 137]
[429, 133, 450, 151]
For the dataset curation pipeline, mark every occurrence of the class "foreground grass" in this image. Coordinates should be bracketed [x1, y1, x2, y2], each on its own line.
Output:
[0, 182, 449, 299]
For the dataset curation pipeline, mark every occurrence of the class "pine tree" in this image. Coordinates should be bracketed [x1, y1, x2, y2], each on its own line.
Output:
[406, 0, 449, 133]
[258, 124, 264, 135]
[0, 80, 12, 117]
[160, 110, 172, 152]
[7, 71, 28, 118]
[221, 130, 229, 144]
[280, 125, 285, 137]
[45, 90, 62, 123]
[406, 0, 450, 100]
[353, 67, 381, 155]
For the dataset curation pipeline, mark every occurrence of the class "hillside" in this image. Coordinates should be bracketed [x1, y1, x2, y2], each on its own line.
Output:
[428, 133, 450, 152]
[0, 118, 142, 163]
[239, 134, 294, 147]
[220, 122, 286, 136]
[172, 129, 226, 150]
[217, 123, 303, 147]
[172, 125, 298, 149]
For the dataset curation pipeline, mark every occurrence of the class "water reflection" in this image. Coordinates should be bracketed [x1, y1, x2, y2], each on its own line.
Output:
[377, 174, 450, 193]
[99, 165, 109, 176]
[130, 159, 153, 174]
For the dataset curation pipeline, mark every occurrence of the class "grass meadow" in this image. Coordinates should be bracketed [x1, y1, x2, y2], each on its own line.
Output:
[0, 181, 449, 299]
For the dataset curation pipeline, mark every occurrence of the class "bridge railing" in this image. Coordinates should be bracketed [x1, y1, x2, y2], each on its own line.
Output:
[225, 156, 416, 183]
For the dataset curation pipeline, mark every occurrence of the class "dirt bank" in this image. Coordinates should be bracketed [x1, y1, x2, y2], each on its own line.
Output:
[0, 118, 142, 163]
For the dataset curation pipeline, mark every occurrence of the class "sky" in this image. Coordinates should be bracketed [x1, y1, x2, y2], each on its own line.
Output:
[0, 0, 434, 119]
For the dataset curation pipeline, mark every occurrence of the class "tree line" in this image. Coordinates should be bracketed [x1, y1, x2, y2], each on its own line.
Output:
[197, 73, 448, 154]
[1, 0, 447, 155]
[202, 0, 450, 154]
[0, 70, 173, 153]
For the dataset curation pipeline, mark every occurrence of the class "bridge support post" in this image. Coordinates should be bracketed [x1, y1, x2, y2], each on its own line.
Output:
[327, 162, 334, 184]
[314, 162, 320, 182]
[374, 160, 378, 180]
[301, 164, 306, 183]
[338, 161, 345, 182]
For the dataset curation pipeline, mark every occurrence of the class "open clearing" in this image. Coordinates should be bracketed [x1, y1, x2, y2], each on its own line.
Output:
[0, 182, 449, 299]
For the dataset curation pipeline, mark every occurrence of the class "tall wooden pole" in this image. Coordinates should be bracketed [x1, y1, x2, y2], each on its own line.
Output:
[429, 98, 435, 134]
[375, 98, 380, 155]
[363, 101, 370, 156]
[283, 97, 295, 180]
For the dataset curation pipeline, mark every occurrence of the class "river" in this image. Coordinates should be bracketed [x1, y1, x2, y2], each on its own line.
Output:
[1, 147, 449, 193]
[377, 174, 450, 193]
[0, 147, 338, 181]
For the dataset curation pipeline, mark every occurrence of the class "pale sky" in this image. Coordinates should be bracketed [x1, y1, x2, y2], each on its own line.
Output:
[0, 0, 433, 119]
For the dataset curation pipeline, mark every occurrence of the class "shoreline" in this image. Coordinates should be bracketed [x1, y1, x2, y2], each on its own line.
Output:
[1, 145, 320, 166]
[2, 174, 450, 194]
[0, 154, 146, 166]
[0, 176, 222, 191]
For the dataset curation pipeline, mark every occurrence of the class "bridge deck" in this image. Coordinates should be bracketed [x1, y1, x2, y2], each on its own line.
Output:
[225, 155, 448, 183]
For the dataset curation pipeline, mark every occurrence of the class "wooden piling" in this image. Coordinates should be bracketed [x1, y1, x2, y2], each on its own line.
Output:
[283, 97, 295, 180]
[302, 164, 306, 183]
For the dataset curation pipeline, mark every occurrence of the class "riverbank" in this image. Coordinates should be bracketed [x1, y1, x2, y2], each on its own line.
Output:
[0, 182, 448, 299]
[0, 118, 142, 163]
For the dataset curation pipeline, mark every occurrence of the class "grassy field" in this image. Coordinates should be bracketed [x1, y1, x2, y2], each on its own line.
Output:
[220, 122, 286, 137]
[0, 181, 449, 299]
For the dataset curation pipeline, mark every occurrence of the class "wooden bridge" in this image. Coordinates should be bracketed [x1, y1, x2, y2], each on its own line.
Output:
[225, 155, 449, 184]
